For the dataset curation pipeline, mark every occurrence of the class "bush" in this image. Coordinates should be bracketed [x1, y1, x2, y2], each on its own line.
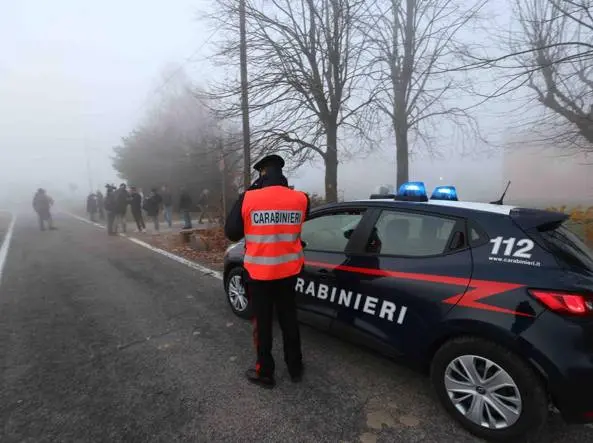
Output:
[546, 206, 593, 247]
[307, 192, 327, 208]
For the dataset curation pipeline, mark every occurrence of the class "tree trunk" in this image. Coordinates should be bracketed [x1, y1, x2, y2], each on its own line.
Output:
[395, 125, 409, 187]
[392, 0, 414, 188]
[239, 0, 251, 190]
[324, 125, 339, 203]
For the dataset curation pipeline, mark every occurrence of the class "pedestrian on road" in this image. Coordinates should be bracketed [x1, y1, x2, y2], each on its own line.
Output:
[161, 185, 173, 229]
[129, 186, 146, 232]
[86, 193, 98, 222]
[143, 188, 162, 232]
[114, 183, 129, 233]
[225, 154, 310, 389]
[104, 184, 117, 235]
[33, 188, 56, 231]
[95, 190, 105, 220]
[179, 186, 193, 229]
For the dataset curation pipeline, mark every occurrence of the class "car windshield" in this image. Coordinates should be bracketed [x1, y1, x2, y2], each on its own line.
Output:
[541, 224, 593, 272]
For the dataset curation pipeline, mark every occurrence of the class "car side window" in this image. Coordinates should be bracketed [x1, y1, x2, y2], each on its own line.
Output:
[301, 211, 365, 253]
[468, 220, 489, 246]
[367, 210, 458, 257]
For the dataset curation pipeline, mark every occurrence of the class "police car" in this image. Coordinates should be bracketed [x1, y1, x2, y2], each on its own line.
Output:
[223, 182, 593, 442]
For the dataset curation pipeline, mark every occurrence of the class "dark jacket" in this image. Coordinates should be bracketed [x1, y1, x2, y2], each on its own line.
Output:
[143, 193, 162, 217]
[96, 192, 104, 209]
[87, 194, 98, 213]
[129, 192, 142, 212]
[114, 188, 129, 214]
[104, 189, 115, 212]
[162, 191, 173, 207]
[179, 191, 193, 211]
[33, 191, 52, 218]
[224, 172, 310, 242]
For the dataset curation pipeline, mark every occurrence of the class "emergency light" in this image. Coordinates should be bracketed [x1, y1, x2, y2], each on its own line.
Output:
[396, 181, 429, 202]
[431, 186, 459, 201]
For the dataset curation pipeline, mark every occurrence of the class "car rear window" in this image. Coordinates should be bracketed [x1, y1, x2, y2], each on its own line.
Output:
[540, 224, 593, 272]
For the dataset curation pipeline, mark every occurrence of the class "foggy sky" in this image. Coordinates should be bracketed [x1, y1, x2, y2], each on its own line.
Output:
[1, 0, 584, 206]
[1, 0, 213, 198]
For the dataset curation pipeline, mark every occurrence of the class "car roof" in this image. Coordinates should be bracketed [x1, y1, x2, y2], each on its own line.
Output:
[314, 198, 516, 217]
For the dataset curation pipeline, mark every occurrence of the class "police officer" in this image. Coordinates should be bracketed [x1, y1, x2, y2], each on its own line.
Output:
[225, 154, 310, 388]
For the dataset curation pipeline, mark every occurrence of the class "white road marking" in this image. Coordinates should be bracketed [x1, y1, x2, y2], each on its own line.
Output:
[63, 212, 223, 281]
[0, 214, 16, 285]
[126, 236, 223, 280]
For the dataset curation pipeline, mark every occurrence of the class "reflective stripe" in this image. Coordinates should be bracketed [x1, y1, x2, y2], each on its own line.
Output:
[245, 233, 300, 243]
[244, 251, 304, 265]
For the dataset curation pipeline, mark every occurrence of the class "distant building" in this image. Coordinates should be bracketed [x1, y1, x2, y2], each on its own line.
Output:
[503, 143, 592, 207]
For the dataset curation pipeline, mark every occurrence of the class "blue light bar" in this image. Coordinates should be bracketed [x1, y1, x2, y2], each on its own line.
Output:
[397, 181, 428, 201]
[431, 185, 459, 201]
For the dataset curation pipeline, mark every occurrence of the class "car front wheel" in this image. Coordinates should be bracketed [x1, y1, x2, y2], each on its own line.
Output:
[430, 336, 548, 442]
[224, 267, 251, 319]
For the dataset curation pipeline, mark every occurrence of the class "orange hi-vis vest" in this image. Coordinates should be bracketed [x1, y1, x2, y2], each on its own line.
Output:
[242, 185, 308, 281]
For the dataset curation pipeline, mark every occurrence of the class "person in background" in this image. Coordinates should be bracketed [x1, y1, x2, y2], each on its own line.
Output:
[179, 186, 193, 229]
[129, 186, 145, 233]
[86, 193, 98, 222]
[95, 190, 105, 220]
[225, 154, 310, 389]
[104, 184, 117, 235]
[143, 188, 162, 232]
[33, 188, 56, 231]
[114, 183, 129, 233]
[197, 189, 211, 224]
[161, 185, 173, 229]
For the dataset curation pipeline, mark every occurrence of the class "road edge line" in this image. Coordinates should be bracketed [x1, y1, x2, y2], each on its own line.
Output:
[63, 211, 223, 281]
[0, 214, 17, 285]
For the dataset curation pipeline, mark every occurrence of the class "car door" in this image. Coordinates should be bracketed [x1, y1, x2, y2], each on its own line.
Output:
[295, 207, 367, 329]
[331, 207, 472, 359]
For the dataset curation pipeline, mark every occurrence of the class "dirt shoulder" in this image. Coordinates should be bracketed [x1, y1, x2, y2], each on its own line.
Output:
[126, 227, 229, 271]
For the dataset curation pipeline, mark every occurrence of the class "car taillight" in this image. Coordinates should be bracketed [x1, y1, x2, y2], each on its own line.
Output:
[529, 290, 593, 316]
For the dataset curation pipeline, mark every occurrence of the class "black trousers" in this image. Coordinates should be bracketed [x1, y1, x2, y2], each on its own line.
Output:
[131, 209, 145, 230]
[106, 211, 116, 234]
[248, 275, 303, 378]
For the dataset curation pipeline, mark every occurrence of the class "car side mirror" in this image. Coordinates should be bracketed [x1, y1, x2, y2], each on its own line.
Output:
[344, 229, 354, 239]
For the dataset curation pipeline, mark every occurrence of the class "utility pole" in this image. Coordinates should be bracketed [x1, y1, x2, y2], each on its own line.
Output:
[219, 139, 227, 224]
[239, 0, 251, 190]
[84, 141, 94, 193]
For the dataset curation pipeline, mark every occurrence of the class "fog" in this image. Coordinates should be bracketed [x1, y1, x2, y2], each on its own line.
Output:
[0, 0, 214, 205]
[1, 0, 590, 210]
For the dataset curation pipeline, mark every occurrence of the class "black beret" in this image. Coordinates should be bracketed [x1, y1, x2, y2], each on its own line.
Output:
[253, 154, 285, 171]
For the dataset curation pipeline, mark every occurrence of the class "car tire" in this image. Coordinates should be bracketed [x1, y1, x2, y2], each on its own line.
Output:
[224, 267, 251, 319]
[430, 336, 548, 442]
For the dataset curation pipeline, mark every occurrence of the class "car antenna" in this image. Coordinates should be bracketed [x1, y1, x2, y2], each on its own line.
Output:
[490, 180, 511, 205]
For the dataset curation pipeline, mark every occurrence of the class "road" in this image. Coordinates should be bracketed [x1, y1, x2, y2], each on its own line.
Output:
[0, 212, 590, 443]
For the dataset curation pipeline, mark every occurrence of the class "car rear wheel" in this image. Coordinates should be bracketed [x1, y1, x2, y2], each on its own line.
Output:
[224, 267, 251, 319]
[430, 337, 548, 442]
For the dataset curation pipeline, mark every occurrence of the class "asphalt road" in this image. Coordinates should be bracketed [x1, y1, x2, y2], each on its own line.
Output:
[0, 212, 591, 443]
[0, 212, 12, 242]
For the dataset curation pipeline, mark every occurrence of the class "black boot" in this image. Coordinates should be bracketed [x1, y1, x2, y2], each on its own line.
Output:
[289, 364, 304, 383]
[245, 369, 275, 389]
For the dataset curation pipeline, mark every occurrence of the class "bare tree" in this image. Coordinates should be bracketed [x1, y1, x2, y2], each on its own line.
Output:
[515, 0, 593, 150]
[366, 0, 485, 186]
[113, 70, 243, 217]
[457, 0, 593, 152]
[207, 0, 375, 202]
